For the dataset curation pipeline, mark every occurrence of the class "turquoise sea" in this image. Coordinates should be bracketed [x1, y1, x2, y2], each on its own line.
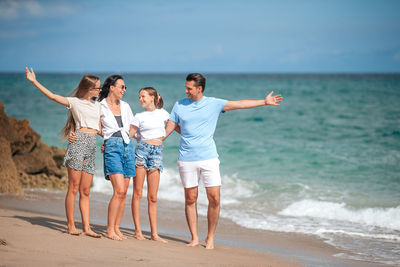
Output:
[1, 73, 399, 265]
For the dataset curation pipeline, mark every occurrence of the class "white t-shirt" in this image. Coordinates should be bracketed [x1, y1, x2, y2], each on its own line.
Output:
[132, 108, 169, 140]
[66, 97, 102, 131]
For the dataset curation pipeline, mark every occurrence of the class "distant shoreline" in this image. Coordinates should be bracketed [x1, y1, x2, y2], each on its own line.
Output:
[1, 72, 400, 76]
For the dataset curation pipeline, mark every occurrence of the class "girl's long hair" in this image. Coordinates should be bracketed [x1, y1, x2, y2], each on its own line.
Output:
[98, 75, 123, 102]
[61, 74, 100, 140]
[140, 87, 164, 109]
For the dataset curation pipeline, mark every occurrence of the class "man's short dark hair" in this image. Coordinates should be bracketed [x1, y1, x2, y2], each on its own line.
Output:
[186, 73, 206, 92]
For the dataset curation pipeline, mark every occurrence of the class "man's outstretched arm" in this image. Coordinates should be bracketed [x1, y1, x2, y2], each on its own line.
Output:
[223, 91, 282, 111]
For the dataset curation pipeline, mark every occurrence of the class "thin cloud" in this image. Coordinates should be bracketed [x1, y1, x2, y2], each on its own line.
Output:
[0, 0, 76, 20]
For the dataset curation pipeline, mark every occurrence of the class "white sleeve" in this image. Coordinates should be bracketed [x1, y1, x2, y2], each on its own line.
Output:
[162, 108, 170, 122]
[124, 103, 135, 125]
[66, 97, 74, 109]
[132, 114, 140, 127]
[98, 102, 104, 117]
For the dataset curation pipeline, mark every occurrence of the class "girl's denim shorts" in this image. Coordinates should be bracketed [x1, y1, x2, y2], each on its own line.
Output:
[103, 137, 136, 180]
[135, 140, 163, 172]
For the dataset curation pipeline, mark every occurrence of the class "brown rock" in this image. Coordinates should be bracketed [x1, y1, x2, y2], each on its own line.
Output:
[8, 117, 40, 155]
[0, 102, 19, 145]
[0, 137, 23, 194]
[51, 146, 66, 168]
[13, 140, 64, 178]
[0, 101, 67, 193]
[19, 172, 67, 190]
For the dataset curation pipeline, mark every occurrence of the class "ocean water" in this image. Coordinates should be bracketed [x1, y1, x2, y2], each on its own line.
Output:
[1, 73, 399, 265]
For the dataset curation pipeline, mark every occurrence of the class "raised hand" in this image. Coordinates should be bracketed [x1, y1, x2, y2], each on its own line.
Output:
[265, 91, 283, 106]
[25, 67, 36, 83]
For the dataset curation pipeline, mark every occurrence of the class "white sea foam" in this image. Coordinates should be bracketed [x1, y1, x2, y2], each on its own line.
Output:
[279, 199, 400, 231]
[220, 174, 259, 205]
[92, 174, 113, 194]
[92, 168, 260, 206]
[315, 229, 400, 241]
[90, 168, 400, 265]
[93, 170, 400, 234]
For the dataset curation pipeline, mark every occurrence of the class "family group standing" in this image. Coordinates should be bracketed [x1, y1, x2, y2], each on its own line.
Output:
[25, 68, 282, 249]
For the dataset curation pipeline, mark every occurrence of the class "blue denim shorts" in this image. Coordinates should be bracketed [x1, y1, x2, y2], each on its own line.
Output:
[103, 137, 136, 180]
[135, 141, 163, 171]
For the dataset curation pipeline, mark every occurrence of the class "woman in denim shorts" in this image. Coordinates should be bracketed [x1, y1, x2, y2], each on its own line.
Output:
[98, 75, 136, 241]
[26, 67, 102, 238]
[130, 87, 170, 243]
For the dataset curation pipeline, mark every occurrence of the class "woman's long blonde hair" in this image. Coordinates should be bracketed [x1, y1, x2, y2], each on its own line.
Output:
[61, 74, 100, 140]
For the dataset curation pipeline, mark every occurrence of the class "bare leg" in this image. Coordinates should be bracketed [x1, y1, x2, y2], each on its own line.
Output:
[184, 187, 199, 246]
[205, 186, 220, 249]
[132, 167, 146, 240]
[115, 178, 130, 239]
[147, 169, 167, 243]
[65, 167, 82, 235]
[79, 171, 101, 238]
[106, 174, 127, 241]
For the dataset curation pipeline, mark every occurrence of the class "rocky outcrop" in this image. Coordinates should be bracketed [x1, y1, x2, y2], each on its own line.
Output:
[0, 102, 67, 194]
[0, 136, 23, 194]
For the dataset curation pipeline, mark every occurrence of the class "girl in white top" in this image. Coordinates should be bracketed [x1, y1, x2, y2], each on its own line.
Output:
[130, 87, 169, 243]
[25, 67, 102, 238]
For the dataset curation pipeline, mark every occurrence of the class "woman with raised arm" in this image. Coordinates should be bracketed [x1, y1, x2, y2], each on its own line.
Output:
[130, 87, 169, 243]
[25, 67, 102, 238]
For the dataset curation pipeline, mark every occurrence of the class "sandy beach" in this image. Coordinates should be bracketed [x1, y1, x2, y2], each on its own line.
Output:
[0, 190, 388, 267]
[0, 208, 295, 266]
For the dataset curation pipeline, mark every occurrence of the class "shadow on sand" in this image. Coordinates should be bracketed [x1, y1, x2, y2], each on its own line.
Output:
[8, 215, 188, 244]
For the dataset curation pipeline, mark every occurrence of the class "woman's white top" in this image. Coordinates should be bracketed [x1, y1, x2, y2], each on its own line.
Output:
[100, 99, 135, 144]
[66, 97, 102, 131]
[132, 108, 169, 140]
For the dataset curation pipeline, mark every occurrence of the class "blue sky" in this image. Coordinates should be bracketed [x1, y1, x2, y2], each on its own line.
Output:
[1, 0, 400, 73]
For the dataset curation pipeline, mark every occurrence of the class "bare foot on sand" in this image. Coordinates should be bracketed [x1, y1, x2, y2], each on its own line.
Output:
[115, 229, 127, 240]
[134, 232, 145, 240]
[186, 239, 199, 247]
[105, 231, 122, 241]
[83, 229, 101, 238]
[205, 238, 214, 249]
[67, 228, 81, 236]
[151, 234, 168, 243]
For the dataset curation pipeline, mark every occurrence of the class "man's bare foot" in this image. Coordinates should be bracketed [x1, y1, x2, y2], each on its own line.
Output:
[134, 232, 145, 240]
[83, 229, 101, 238]
[115, 229, 127, 240]
[186, 239, 199, 247]
[105, 231, 122, 241]
[151, 234, 168, 243]
[205, 238, 214, 249]
[67, 228, 81, 236]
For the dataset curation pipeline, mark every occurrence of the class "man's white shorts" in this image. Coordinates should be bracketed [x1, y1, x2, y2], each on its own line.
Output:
[177, 158, 221, 188]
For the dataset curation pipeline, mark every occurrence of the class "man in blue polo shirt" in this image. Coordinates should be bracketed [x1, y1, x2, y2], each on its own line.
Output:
[165, 73, 282, 249]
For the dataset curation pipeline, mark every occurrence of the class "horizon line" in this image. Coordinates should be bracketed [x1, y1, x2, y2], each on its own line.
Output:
[2, 71, 400, 75]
